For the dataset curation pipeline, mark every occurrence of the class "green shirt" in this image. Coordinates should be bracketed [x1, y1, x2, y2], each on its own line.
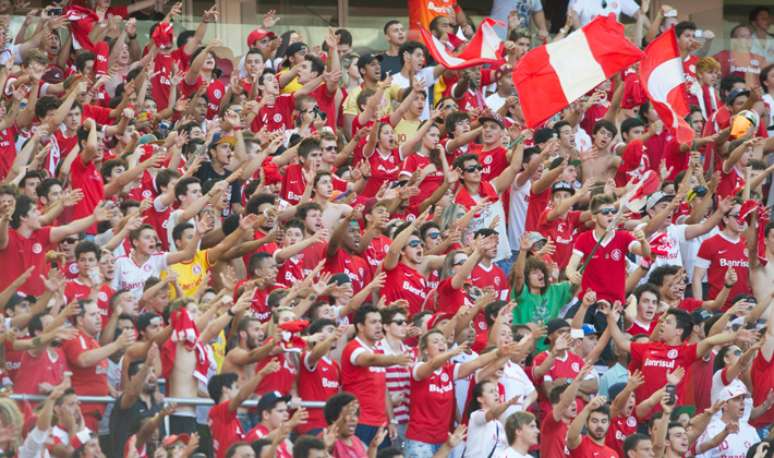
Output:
[512, 281, 574, 352]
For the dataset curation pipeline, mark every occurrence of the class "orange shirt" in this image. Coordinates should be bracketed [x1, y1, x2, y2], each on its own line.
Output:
[408, 0, 459, 32]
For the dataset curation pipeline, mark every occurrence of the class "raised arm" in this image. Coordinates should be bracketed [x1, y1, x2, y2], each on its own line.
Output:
[492, 140, 525, 194]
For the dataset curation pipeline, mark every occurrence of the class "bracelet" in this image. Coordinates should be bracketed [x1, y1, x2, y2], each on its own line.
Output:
[724, 283, 734, 289]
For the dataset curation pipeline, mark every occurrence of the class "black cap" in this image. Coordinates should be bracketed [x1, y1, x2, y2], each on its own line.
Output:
[478, 115, 505, 129]
[256, 391, 291, 416]
[285, 42, 308, 58]
[546, 318, 570, 335]
[690, 308, 714, 326]
[357, 52, 383, 70]
[725, 87, 750, 106]
[552, 181, 575, 195]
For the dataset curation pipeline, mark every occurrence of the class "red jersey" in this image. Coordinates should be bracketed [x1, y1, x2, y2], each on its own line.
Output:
[363, 148, 401, 197]
[405, 362, 459, 444]
[254, 353, 296, 395]
[364, 235, 391, 275]
[14, 348, 66, 394]
[244, 424, 292, 457]
[470, 263, 509, 301]
[50, 129, 78, 176]
[280, 163, 307, 205]
[61, 331, 109, 430]
[540, 413, 570, 457]
[569, 436, 619, 458]
[64, 280, 114, 327]
[0, 125, 18, 179]
[629, 342, 698, 411]
[70, 155, 104, 229]
[614, 139, 650, 187]
[572, 230, 637, 303]
[208, 401, 244, 458]
[297, 352, 340, 434]
[538, 209, 583, 268]
[276, 255, 304, 286]
[0, 226, 53, 295]
[717, 166, 745, 199]
[606, 414, 637, 457]
[434, 277, 467, 316]
[250, 93, 295, 132]
[695, 232, 751, 310]
[341, 337, 387, 426]
[382, 262, 429, 317]
[532, 350, 585, 414]
[170, 47, 192, 72]
[525, 187, 550, 232]
[470, 144, 508, 182]
[233, 280, 283, 322]
[324, 248, 371, 293]
[151, 53, 173, 110]
[626, 318, 659, 336]
[750, 351, 774, 427]
[401, 153, 444, 212]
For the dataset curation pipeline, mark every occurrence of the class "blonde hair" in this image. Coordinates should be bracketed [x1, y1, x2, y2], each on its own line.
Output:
[0, 398, 22, 449]
[696, 57, 721, 75]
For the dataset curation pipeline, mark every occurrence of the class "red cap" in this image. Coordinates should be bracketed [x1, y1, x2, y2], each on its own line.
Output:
[247, 28, 276, 48]
[152, 22, 174, 48]
[427, 312, 453, 330]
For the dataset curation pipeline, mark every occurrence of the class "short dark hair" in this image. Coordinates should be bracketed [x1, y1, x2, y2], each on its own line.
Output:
[666, 308, 693, 341]
[749, 6, 770, 23]
[11, 195, 35, 229]
[246, 193, 276, 215]
[174, 176, 201, 200]
[292, 436, 326, 458]
[354, 304, 380, 328]
[75, 240, 101, 261]
[453, 153, 479, 170]
[335, 28, 352, 46]
[445, 111, 470, 136]
[675, 21, 697, 38]
[172, 222, 194, 243]
[34, 95, 60, 120]
[648, 265, 681, 287]
[624, 433, 651, 456]
[75, 52, 96, 72]
[324, 392, 357, 425]
[298, 138, 322, 159]
[590, 194, 615, 213]
[207, 372, 238, 402]
[633, 283, 661, 303]
[398, 41, 426, 66]
[761, 64, 774, 92]
[593, 119, 618, 137]
[384, 20, 401, 34]
[248, 252, 272, 274]
[296, 202, 322, 221]
[621, 117, 645, 137]
[305, 55, 325, 76]
[36, 178, 62, 200]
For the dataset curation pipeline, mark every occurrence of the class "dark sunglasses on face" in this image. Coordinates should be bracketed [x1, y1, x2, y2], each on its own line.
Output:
[62, 238, 78, 244]
[391, 319, 407, 325]
[597, 208, 616, 216]
[464, 165, 483, 173]
[427, 231, 442, 239]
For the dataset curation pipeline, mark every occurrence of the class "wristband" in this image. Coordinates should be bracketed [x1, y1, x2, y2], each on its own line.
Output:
[724, 283, 734, 289]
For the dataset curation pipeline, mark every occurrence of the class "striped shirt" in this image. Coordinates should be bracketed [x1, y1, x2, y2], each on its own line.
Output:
[381, 339, 416, 424]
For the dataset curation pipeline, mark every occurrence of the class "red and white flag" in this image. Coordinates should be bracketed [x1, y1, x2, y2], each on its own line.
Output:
[419, 18, 504, 70]
[512, 14, 644, 127]
[639, 29, 694, 144]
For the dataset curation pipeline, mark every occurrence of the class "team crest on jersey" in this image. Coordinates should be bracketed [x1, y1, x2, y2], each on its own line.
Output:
[571, 362, 580, 372]
[142, 190, 152, 198]
[213, 89, 222, 99]
[69, 263, 79, 274]
[484, 155, 493, 165]
[143, 264, 152, 272]
[32, 243, 42, 254]
[494, 276, 501, 286]
[478, 321, 486, 330]
[273, 113, 283, 123]
[440, 372, 449, 383]
[98, 291, 108, 302]
[667, 349, 678, 359]
[610, 249, 622, 261]
[193, 265, 202, 275]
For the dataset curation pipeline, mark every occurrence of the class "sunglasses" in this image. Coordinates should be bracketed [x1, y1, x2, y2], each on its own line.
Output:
[324, 146, 337, 151]
[463, 165, 483, 173]
[597, 208, 616, 216]
[407, 240, 423, 248]
[427, 231, 442, 239]
[62, 238, 78, 244]
[391, 319, 407, 326]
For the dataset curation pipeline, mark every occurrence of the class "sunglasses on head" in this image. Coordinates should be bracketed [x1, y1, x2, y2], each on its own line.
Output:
[597, 208, 616, 216]
[464, 165, 483, 173]
[407, 239, 423, 248]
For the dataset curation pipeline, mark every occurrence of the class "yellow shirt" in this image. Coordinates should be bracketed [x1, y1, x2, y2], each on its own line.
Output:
[280, 70, 303, 94]
[163, 250, 210, 299]
[342, 84, 397, 117]
[394, 118, 421, 146]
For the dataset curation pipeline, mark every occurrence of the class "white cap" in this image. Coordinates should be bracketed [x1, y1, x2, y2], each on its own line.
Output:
[717, 378, 748, 402]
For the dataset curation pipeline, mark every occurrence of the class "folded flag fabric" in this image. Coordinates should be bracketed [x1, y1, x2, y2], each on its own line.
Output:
[512, 14, 644, 127]
[640, 29, 695, 144]
[420, 18, 504, 70]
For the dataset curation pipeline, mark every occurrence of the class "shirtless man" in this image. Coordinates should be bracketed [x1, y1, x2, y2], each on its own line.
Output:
[580, 120, 621, 185]
[310, 171, 352, 230]
[752, 221, 774, 304]
[221, 316, 277, 382]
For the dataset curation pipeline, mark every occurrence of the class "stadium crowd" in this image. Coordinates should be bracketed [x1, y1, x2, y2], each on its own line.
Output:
[0, 0, 772, 456]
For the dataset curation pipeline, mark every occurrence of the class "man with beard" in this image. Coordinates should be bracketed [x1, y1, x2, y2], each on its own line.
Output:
[341, 305, 411, 446]
[567, 396, 618, 458]
[221, 316, 276, 382]
[109, 344, 164, 457]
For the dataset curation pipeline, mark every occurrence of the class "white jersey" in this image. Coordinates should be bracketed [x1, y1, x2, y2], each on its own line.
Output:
[695, 417, 759, 458]
[112, 253, 169, 299]
[508, 179, 531, 252]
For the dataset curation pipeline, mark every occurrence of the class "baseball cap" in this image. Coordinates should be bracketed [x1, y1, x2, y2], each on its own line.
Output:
[5, 293, 34, 312]
[646, 191, 672, 211]
[525, 231, 547, 247]
[285, 42, 308, 58]
[725, 87, 751, 106]
[551, 181, 575, 196]
[246, 28, 276, 48]
[208, 132, 236, 150]
[256, 391, 291, 416]
[690, 308, 714, 326]
[717, 378, 748, 402]
[546, 318, 570, 335]
[607, 382, 627, 401]
[582, 323, 599, 336]
[328, 273, 352, 286]
[357, 52, 383, 70]
[478, 115, 505, 129]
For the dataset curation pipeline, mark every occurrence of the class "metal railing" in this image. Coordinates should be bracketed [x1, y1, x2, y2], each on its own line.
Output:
[9, 393, 325, 409]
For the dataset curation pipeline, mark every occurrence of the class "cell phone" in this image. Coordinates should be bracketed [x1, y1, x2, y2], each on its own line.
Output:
[313, 107, 327, 121]
[694, 29, 704, 38]
[665, 384, 676, 405]
[548, 156, 564, 170]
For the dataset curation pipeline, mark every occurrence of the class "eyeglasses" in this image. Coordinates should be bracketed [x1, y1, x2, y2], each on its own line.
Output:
[597, 208, 616, 216]
[407, 239, 423, 248]
[324, 146, 337, 151]
[427, 231, 442, 240]
[391, 319, 407, 325]
[463, 165, 483, 173]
